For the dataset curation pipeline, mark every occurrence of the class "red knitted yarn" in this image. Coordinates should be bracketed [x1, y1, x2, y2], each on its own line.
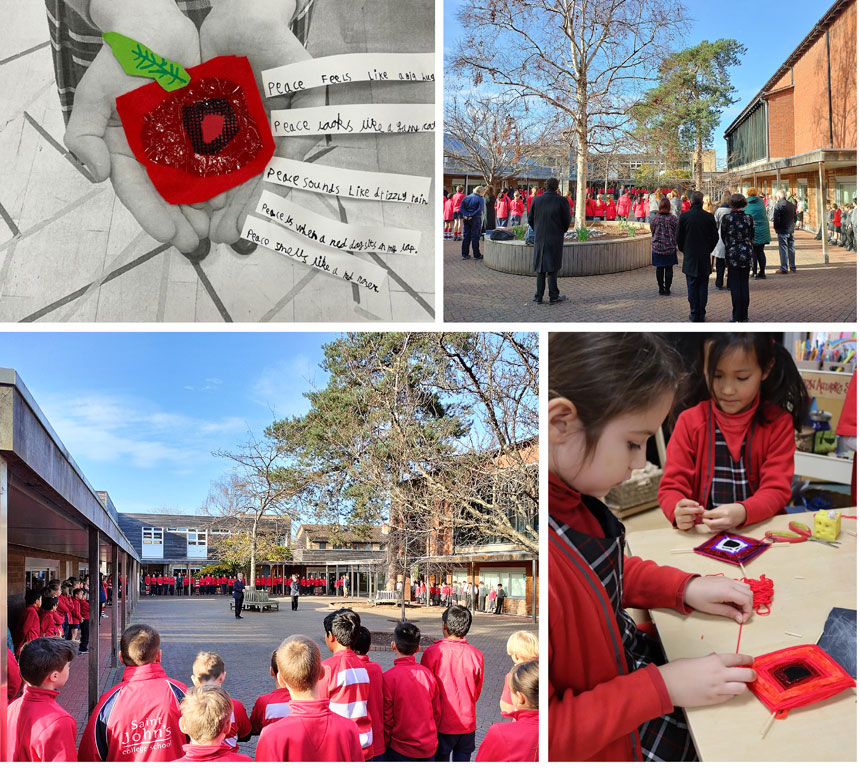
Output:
[742, 574, 774, 615]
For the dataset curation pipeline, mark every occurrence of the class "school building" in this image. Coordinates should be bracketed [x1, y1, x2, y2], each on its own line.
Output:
[0, 367, 142, 743]
[723, 0, 856, 260]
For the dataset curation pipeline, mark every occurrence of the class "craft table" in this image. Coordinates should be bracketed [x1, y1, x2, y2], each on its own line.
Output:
[627, 509, 857, 762]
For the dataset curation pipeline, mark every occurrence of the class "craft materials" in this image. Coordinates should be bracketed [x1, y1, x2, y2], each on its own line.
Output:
[813, 509, 842, 541]
[741, 574, 774, 615]
[764, 521, 812, 544]
[693, 532, 771, 568]
[748, 644, 856, 724]
[785, 632, 803, 638]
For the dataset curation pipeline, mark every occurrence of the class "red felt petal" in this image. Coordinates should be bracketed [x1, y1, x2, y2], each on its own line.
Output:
[115, 55, 275, 204]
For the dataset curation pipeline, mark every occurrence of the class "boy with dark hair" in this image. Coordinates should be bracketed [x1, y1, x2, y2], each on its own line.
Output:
[255, 635, 363, 761]
[383, 622, 440, 761]
[14, 588, 42, 654]
[74, 586, 91, 654]
[5, 638, 77, 761]
[420, 606, 485, 761]
[78, 623, 187, 761]
[321, 609, 374, 758]
[176, 685, 252, 762]
[352, 625, 385, 761]
[38, 596, 63, 638]
[190, 651, 252, 750]
[250, 649, 292, 734]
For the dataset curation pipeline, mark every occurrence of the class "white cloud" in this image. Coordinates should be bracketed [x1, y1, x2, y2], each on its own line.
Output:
[184, 377, 223, 392]
[249, 355, 319, 420]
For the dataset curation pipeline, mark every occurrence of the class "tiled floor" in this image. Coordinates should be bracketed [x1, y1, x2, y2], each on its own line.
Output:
[63, 593, 539, 759]
[0, 1, 434, 322]
[444, 227, 857, 323]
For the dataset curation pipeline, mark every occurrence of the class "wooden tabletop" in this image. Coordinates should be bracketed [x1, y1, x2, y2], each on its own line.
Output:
[627, 509, 857, 762]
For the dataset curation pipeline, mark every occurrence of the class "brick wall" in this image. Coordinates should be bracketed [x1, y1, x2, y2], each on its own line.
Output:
[793, 33, 831, 153]
[829, 1, 857, 148]
[767, 89, 795, 158]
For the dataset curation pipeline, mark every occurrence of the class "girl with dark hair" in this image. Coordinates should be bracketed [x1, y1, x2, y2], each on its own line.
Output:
[548, 332, 755, 762]
[649, 197, 678, 295]
[720, 194, 755, 321]
[659, 333, 809, 532]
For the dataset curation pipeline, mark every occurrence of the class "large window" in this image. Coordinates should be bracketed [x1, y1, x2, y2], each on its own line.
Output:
[142, 527, 163, 558]
[186, 530, 207, 559]
[479, 567, 527, 598]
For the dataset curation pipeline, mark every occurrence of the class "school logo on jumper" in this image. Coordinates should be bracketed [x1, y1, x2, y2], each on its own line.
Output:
[119, 716, 173, 756]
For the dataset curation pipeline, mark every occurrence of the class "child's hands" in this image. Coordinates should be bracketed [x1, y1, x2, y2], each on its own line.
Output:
[683, 575, 753, 622]
[659, 654, 756, 707]
[674, 499, 704, 530]
[702, 503, 747, 532]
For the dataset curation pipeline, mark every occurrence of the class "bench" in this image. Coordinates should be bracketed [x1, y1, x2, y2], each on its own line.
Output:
[374, 590, 402, 605]
[229, 589, 280, 612]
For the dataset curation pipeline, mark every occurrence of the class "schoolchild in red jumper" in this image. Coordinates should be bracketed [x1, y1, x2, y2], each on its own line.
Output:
[14, 588, 42, 654]
[79, 623, 188, 761]
[144, 574, 151, 594]
[176, 685, 252, 762]
[5, 638, 77, 761]
[499, 631, 538, 715]
[476, 661, 539, 762]
[352, 625, 385, 761]
[75, 587, 91, 654]
[7, 647, 22, 701]
[190, 652, 252, 751]
[38, 596, 63, 638]
[321, 609, 374, 758]
[255, 634, 363, 761]
[67, 587, 82, 642]
[250, 650, 293, 734]
[420, 605, 484, 761]
[659, 333, 809, 532]
[383, 621, 440, 760]
[548, 333, 757, 761]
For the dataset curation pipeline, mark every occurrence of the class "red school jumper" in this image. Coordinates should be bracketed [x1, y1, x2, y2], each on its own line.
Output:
[7, 648, 22, 701]
[78, 662, 187, 761]
[658, 397, 795, 527]
[175, 743, 252, 762]
[321, 648, 374, 758]
[475, 709, 539, 762]
[420, 636, 483, 735]
[14, 604, 41, 654]
[382, 655, 441, 758]
[548, 472, 696, 761]
[6, 686, 78, 761]
[254, 699, 363, 761]
[250, 687, 293, 734]
[223, 698, 252, 750]
[356, 652, 385, 759]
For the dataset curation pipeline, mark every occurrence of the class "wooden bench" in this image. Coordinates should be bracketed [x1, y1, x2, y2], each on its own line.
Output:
[229, 589, 280, 612]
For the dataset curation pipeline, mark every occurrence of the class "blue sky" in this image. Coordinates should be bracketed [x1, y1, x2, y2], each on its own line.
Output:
[1, 333, 334, 516]
[444, 0, 832, 166]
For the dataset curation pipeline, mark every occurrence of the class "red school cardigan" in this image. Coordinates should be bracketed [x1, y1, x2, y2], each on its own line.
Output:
[548, 473, 696, 761]
[658, 400, 795, 527]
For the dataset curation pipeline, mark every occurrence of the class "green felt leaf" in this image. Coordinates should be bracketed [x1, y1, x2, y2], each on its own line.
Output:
[102, 32, 190, 92]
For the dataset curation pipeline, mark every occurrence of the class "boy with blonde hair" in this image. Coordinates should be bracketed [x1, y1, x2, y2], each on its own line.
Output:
[176, 686, 252, 762]
[5, 638, 77, 761]
[190, 651, 252, 751]
[255, 635, 363, 761]
[500, 631, 539, 714]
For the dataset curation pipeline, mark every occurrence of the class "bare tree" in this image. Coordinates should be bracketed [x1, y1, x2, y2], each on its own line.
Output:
[452, 0, 688, 227]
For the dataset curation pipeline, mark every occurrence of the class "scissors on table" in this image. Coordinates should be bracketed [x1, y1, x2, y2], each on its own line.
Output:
[764, 520, 841, 548]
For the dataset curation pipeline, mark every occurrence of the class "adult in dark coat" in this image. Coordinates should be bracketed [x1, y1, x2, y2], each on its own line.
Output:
[677, 191, 719, 322]
[460, 186, 485, 260]
[772, 190, 797, 274]
[528, 177, 572, 304]
[232, 572, 246, 620]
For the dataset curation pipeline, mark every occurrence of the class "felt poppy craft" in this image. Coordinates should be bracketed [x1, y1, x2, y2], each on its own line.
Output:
[749, 644, 855, 718]
[114, 54, 275, 204]
[693, 532, 771, 566]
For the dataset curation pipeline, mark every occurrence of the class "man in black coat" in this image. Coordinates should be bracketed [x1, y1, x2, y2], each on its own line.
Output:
[772, 189, 797, 274]
[527, 177, 572, 304]
[678, 190, 719, 322]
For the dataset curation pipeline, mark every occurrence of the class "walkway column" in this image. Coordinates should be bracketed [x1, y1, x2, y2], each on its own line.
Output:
[819, 161, 829, 264]
[531, 558, 537, 624]
[111, 542, 119, 668]
[88, 526, 100, 714]
[776, 167, 782, 192]
[0, 457, 9, 760]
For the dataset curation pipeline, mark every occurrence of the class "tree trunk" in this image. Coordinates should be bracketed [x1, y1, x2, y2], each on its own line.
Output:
[574, 121, 588, 230]
[250, 518, 258, 588]
[696, 134, 704, 191]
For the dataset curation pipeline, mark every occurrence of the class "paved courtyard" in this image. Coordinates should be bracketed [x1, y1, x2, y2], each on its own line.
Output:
[61, 594, 539, 759]
[444, 227, 856, 323]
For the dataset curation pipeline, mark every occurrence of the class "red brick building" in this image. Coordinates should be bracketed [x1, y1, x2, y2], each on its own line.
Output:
[724, 0, 856, 255]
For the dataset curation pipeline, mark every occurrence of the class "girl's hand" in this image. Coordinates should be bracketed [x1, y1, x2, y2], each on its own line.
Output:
[683, 575, 753, 622]
[659, 654, 756, 707]
[703, 503, 747, 531]
[674, 499, 703, 530]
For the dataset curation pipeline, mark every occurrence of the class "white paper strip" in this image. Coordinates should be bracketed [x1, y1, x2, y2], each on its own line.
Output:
[263, 53, 435, 97]
[241, 216, 389, 294]
[256, 191, 421, 255]
[263, 157, 431, 205]
[271, 104, 435, 136]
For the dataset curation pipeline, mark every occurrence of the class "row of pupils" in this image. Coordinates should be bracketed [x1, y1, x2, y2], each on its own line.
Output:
[548, 331, 811, 761]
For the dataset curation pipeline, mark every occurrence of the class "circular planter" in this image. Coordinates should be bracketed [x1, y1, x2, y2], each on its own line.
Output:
[485, 232, 653, 277]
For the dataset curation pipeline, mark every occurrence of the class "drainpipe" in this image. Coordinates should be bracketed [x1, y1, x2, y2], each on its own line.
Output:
[819, 160, 829, 263]
[826, 30, 833, 148]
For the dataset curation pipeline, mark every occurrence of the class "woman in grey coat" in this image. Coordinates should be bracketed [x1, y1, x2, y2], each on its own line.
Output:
[712, 191, 732, 289]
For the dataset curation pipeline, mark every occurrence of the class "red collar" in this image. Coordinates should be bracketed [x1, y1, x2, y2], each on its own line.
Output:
[23, 686, 61, 702]
[509, 709, 539, 724]
[181, 743, 235, 760]
[121, 662, 169, 683]
[286, 699, 330, 717]
[711, 392, 760, 461]
[393, 655, 417, 666]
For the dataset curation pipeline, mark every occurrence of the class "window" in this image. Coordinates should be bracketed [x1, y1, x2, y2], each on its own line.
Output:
[186, 530, 207, 559]
[142, 527, 164, 558]
[480, 567, 527, 598]
[167, 527, 187, 532]
[318, 542, 327, 550]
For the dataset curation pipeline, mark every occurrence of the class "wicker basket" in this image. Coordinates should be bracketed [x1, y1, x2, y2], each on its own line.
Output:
[605, 462, 663, 510]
